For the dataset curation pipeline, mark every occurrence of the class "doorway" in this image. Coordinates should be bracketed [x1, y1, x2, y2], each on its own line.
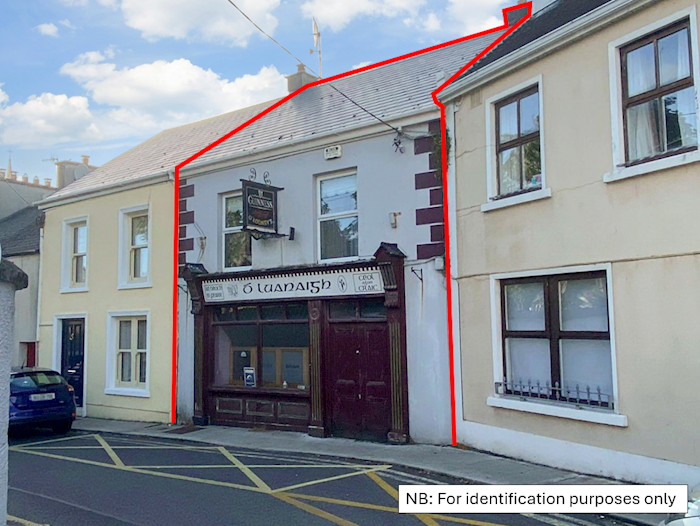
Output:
[60, 318, 85, 408]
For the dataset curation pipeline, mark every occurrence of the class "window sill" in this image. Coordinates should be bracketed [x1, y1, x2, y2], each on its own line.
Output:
[105, 387, 150, 398]
[117, 281, 152, 290]
[604, 149, 700, 183]
[60, 286, 89, 294]
[486, 396, 628, 427]
[481, 188, 551, 212]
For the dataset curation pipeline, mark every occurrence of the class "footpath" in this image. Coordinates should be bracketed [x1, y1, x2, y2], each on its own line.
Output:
[73, 417, 664, 526]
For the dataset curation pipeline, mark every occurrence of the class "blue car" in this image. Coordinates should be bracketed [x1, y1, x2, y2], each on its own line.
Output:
[9, 367, 76, 434]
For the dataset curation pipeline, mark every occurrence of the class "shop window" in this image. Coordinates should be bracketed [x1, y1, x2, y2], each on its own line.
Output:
[222, 194, 252, 270]
[261, 304, 285, 320]
[215, 325, 256, 386]
[286, 303, 309, 320]
[262, 324, 309, 389]
[318, 172, 358, 261]
[329, 299, 387, 320]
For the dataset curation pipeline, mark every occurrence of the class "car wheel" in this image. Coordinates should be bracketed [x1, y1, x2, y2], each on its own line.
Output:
[52, 419, 72, 435]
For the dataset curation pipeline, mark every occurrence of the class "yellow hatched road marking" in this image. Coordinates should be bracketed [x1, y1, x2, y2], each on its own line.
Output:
[217, 446, 271, 492]
[12, 433, 100, 448]
[7, 515, 49, 526]
[274, 493, 359, 526]
[366, 471, 440, 526]
[94, 434, 125, 467]
[282, 492, 398, 513]
[271, 465, 392, 493]
[431, 515, 508, 526]
[134, 463, 373, 470]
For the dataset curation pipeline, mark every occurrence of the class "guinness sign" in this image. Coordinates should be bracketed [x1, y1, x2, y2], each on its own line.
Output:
[241, 179, 283, 238]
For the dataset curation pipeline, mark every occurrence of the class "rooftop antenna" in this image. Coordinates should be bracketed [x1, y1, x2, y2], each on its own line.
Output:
[42, 155, 59, 163]
[310, 17, 322, 78]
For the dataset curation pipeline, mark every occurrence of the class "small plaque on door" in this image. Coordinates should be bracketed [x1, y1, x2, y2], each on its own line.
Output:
[243, 367, 256, 388]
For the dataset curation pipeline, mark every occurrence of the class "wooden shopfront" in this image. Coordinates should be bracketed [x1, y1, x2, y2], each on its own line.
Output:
[183, 244, 410, 443]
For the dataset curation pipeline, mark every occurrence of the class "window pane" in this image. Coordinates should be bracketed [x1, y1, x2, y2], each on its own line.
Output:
[261, 304, 285, 320]
[560, 339, 613, 402]
[224, 231, 252, 268]
[359, 298, 387, 318]
[505, 282, 545, 331]
[137, 319, 147, 349]
[626, 42, 656, 97]
[237, 306, 258, 321]
[320, 216, 358, 260]
[559, 278, 608, 332]
[286, 303, 308, 320]
[119, 352, 132, 382]
[320, 175, 357, 215]
[282, 351, 304, 386]
[214, 326, 256, 386]
[74, 255, 86, 284]
[214, 307, 236, 322]
[498, 146, 521, 195]
[522, 138, 542, 190]
[664, 87, 698, 151]
[119, 320, 131, 349]
[262, 324, 309, 347]
[133, 247, 149, 279]
[506, 338, 551, 389]
[131, 216, 148, 246]
[74, 225, 87, 254]
[519, 92, 540, 136]
[137, 352, 147, 383]
[329, 301, 356, 319]
[659, 28, 691, 86]
[225, 195, 243, 229]
[627, 98, 663, 162]
[262, 350, 277, 385]
[498, 101, 518, 143]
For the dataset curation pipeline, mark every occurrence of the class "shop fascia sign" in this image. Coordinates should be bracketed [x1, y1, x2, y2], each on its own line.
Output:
[202, 268, 384, 303]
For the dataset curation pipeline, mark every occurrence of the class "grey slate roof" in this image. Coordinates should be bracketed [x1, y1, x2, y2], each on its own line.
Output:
[464, 0, 613, 78]
[45, 28, 505, 203]
[0, 206, 42, 257]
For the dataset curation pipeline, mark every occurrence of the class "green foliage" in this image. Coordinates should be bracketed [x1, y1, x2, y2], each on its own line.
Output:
[431, 125, 451, 184]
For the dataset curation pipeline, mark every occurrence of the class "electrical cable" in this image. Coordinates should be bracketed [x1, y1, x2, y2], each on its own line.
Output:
[223, 0, 436, 142]
[1, 177, 34, 207]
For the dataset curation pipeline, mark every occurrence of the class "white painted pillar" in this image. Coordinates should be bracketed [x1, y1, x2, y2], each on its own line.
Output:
[0, 253, 29, 526]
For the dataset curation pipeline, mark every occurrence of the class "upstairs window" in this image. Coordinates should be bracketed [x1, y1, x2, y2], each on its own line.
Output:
[118, 205, 150, 289]
[130, 214, 149, 282]
[495, 86, 542, 197]
[318, 172, 358, 261]
[222, 194, 252, 270]
[71, 223, 87, 286]
[621, 19, 697, 164]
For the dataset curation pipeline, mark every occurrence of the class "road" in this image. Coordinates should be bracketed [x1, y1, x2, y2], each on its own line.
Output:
[8, 429, 633, 526]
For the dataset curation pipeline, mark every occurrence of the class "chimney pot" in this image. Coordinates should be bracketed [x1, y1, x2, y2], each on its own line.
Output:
[285, 64, 318, 94]
[44, 178, 52, 187]
[81, 155, 90, 165]
[22, 174, 29, 183]
[33, 176, 40, 185]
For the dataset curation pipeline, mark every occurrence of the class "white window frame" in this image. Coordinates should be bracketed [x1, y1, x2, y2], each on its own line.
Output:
[221, 191, 252, 272]
[105, 310, 150, 398]
[118, 204, 152, 289]
[486, 263, 628, 427]
[482, 75, 551, 212]
[60, 216, 89, 293]
[316, 169, 359, 263]
[606, 6, 700, 183]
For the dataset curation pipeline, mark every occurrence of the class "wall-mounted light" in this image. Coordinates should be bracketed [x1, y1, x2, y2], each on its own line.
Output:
[390, 212, 401, 229]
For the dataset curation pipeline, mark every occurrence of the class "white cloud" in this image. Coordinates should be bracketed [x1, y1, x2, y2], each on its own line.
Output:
[0, 53, 287, 148]
[58, 0, 88, 5]
[58, 19, 76, 29]
[422, 12, 441, 32]
[36, 23, 59, 37]
[302, 0, 425, 32]
[446, 0, 507, 36]
[119, 0, 280, 46]
[351, 61, 372, 70]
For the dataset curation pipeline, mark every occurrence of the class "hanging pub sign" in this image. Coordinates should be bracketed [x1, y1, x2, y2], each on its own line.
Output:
[241, 179, 283, 238]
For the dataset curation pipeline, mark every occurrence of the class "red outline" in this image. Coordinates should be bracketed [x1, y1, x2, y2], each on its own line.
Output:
[171, 3, 532, 433]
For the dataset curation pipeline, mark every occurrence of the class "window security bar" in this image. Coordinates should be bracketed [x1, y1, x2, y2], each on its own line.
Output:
[495, 378, 614, 411]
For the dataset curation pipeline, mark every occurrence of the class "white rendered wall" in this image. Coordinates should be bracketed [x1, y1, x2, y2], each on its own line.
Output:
[404, 258, 451, 445]
[8, 254, 39, 366]
[176, 284, 195, 423]
[0, 282, 15, 523]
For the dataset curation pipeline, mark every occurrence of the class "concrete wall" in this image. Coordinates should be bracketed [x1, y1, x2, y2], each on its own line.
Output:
[8, 253, 39, 366]
[449, 0, 700, 482]
[39, 182, 174, 423]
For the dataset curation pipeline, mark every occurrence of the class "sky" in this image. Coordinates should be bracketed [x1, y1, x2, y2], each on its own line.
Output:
[0, 0, 513, 184]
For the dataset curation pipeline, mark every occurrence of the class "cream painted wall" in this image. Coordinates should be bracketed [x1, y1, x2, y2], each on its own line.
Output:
[38, 182, 174, 423]
[452, 0, 700, 471]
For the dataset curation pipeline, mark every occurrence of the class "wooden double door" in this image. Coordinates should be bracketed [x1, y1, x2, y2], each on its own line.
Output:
[327, 323, 391, 442]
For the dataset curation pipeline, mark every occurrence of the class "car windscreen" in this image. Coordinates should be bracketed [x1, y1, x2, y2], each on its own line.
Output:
[11, 372, 64, 391]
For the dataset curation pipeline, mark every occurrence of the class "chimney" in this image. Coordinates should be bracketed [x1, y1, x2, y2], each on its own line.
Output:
[44, 178, 52, 187]
[33, 176, 40, 185]
[285, 64, 318, 94]
[81, 155, 90, 166]
[22, 174, 29, 183]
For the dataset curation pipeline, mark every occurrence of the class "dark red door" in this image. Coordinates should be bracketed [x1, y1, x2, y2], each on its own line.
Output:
[328, 323, 391, 442]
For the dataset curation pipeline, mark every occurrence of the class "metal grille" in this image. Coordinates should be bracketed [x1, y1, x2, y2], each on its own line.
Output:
[495, 378, 614, 410]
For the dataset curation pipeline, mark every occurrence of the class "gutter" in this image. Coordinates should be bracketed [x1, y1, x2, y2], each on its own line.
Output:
[438, 0, 663, 102]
